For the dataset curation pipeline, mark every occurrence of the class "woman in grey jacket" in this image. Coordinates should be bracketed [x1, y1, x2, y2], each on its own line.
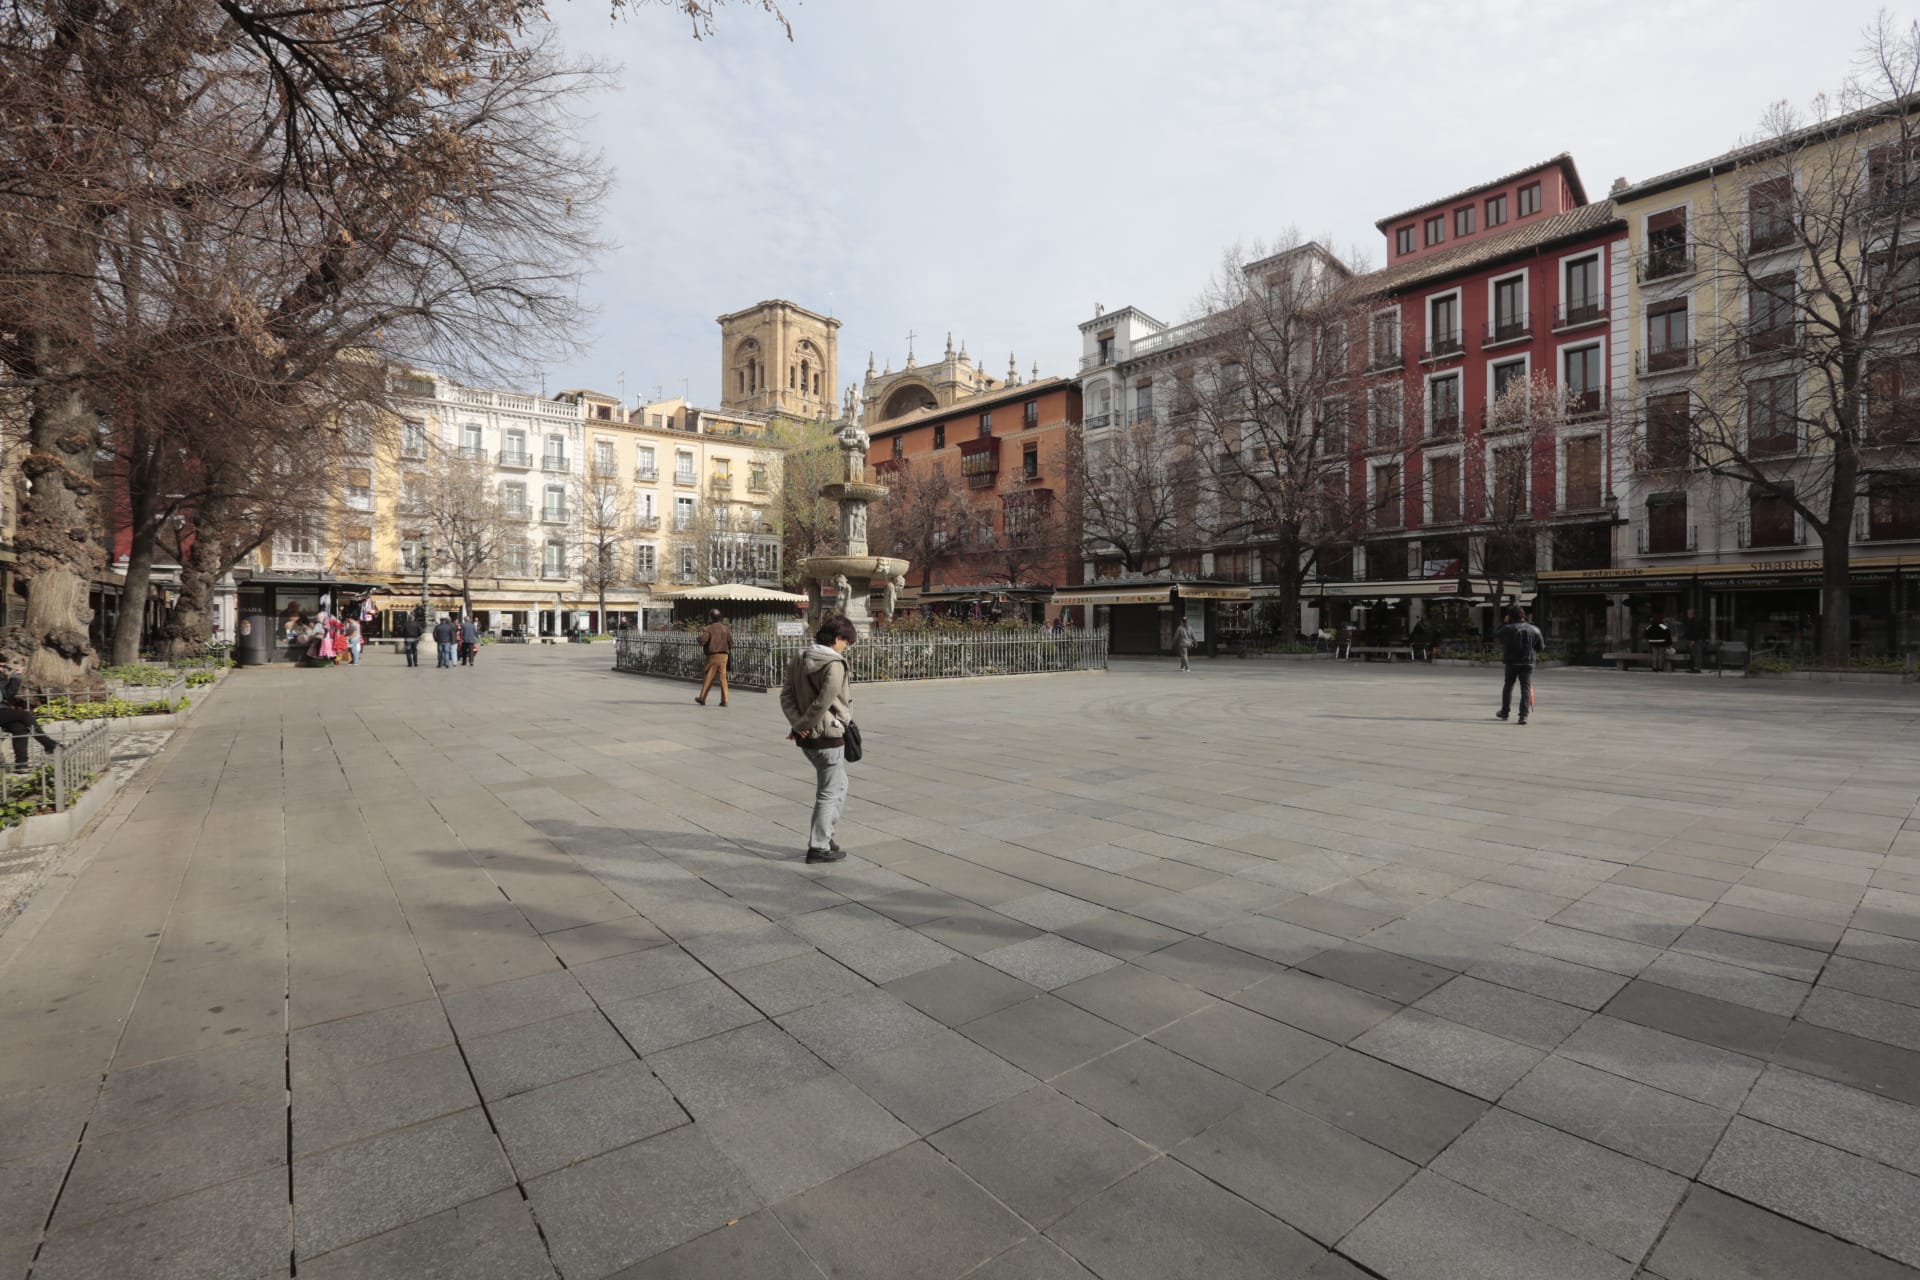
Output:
[780, 615, 857, 862]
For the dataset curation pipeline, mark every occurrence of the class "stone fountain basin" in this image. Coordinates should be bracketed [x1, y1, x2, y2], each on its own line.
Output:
[801, 555, 910, 581]
[820, 482, 890, 503]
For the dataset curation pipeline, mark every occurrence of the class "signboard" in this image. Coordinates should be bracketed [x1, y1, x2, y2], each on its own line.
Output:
[1177, 587, 1252, 600]
[776, 621, 805, 637]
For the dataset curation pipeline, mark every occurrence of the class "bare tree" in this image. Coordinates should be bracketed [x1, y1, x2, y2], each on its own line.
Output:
[1068, 418, 1185, 576]
[1182, 236, 1369, 624]
[576, 471, 626, 626]
[1468, 371, 1571, 607]
[420, 443, 512, 620]
[869, 452, 973, 591]
[1664, 17, 1920, 659]
[764, 416, 842, 588]
[978, 487, 1071, 588]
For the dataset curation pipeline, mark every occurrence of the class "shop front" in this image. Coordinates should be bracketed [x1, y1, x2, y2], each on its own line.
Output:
[1051, 581, 1251, 656]
[1536, 555, 1920, 663]
[1314, 576, 1532, 650]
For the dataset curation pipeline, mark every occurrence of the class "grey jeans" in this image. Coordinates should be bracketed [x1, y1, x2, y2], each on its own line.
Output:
[805, 746, 848, 852]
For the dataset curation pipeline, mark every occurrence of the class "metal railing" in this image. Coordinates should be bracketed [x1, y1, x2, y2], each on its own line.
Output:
[498, 450, 533, 468]
[615, 628, 1111, 689]
[1639, 246, 1694, 282]
[2, 719, 112, 819]
[542, 455, 570, 472]
[1366, 347, 1404, 373]
[1484, 315, 1531, 344]
[1639, 342, 1697, 375]
[1555, 297, 1607, 328]
[1424, 331, 1465, 359]
[1080, 350, 1114, 370]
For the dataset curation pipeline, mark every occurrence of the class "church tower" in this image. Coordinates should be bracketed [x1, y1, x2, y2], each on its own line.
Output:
[716, 300, 840, 418]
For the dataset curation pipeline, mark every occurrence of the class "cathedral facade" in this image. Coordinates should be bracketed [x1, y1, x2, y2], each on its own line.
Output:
[862, 334, 1035, 426]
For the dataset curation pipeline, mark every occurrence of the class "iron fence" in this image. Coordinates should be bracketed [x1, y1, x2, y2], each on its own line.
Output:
[2, 719, 111, 819]
[614, 628, 1110, 689]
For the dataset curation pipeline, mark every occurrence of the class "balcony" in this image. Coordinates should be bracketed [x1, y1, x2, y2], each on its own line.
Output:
[498, 449, 532, 469]
[1128, 409, 1159, 427]
[1639, 245, 1694, 283]
[959, 435, 1000, 488]
[1637, 524, 1698, 554]
[541, 566, 569, 580]
[1366, 346, 1404, 374]
[674, 470, 697, 487]
[1638, 342, 1697, 375]
[1744, 325, 1801, 357]
[541, 454, 569, 473]
[633, 515, 661, 532]
[501, 503, 530, 520]
[709, 474, 733, 493]
[1367, 418, 1403, 451]
[591, 461, 620, 480]
[1554, 297, 1608, 330]
[1083, 412, 1112, 429]
[1748, 224, 1796, 255]
[1426, 415, 1461, 441]
[457, 445, 486, 461]
[1080, 350, 1115, 370]
[636, 465, 658, 481]
[1566, 389, 1606, 420]
[1423, 330, 1465, 361]
[541, 507, 570, 525]
[1737, 518, 1802, 549]
[1484, 314, 1532, 347]
[748, 475, 769, 493]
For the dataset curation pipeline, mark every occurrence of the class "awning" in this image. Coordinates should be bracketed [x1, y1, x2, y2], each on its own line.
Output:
[1179, 586, 1252, 600]
[1052, 585, 1173, 605]
[658, 583, 810, 604]
[1317, 579, 1533, 599]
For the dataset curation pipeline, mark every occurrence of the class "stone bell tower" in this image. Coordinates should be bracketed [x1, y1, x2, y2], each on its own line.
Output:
[716, 300, 841, 418]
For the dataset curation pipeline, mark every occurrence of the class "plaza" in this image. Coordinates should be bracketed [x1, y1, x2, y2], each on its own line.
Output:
[2, 650, 1918, 1279]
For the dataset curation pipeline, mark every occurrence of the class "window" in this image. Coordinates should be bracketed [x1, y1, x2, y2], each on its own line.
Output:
[1491, 444, 1529, 517]
[1563, 256, 1602, 325]
[345, 468, 372, 511]
[1518, 182, 1541, 217]
[1370, 310, 1401, 365]
[1869, 473, 1920, 540]
[401, 537, 424, 572]
[501, 540, 529, 576]
[1396, 225, 1415, 256]
[1881, 249, 1920, 328]
[1868, 353, 1920, 443]
[1373, 462, 1403, 528]
[1749, 273, 1797, 351]
[674, 450, 695, 483]
[402, 420, 427, 458]
[1428, 374, 1461, 438]
[979, 412, 993, 438]
[634, 543, 657, 580]
[341, 529, 372, 570]
[503, 429, 528, 465]
[1424, 215, 1445, 247]
[674, 495, 695, 531]
[1644, 392, 1691, 468]
[1564, 435, 1602, 510]
[1455, 206, 1475, 237]
[1748, 176, 1794, 252]
[543, 540, 566, 578]
[1485, 193, 1508, 227]
[1022, 442, 1039, 479]
[502, 481, 527, 516]
[636, 490, 657, 523]
[1368, 386, 1402, 449]
[543, 484, 567, 521]
[544, 433, 567, 469]
[1135, 381, 1154, 422]
[1429, 454, 1461, 524]
[1646, 298, 1689, 369]
[1867, 141, 1920, 209]
[1428, 294, 1461, 355]
[933, 423, 946, 449]
[891, 436, 903, 459]
[1317, 398, 1349, 454]
[1492, 275, 1527, 341]
[1024, 400, 1039, 426]
[1096, 334, 1113, 363]
[461, 423, 484, 457]
[1491, 358, 1528, 406]
[402, 474, 427, 513]
[1564, 346, 1603, 416]
[1645, 207, 1689, 279]
[749, 464, 768, 492]
[594, 439, 615, 473]
[637, 445, 656, 478]
[1646, 493, 1688, 553]
[677, 543, 698, 580]
[1748, 485, 1797, 547]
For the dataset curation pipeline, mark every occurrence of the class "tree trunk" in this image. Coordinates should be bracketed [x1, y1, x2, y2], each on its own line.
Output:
[1820, 504, 1854, 663]
[9, 334, 103, 689]
[158, 496, 229, 662]
[111, 486, 161, 665]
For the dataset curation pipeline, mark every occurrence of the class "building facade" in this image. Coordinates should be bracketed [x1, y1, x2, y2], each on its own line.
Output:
[861, 334, 1018, 425]
[717, 299, 841, 420]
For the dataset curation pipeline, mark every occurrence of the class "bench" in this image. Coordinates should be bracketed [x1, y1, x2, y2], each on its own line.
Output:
[1347, 645, 1417, 663]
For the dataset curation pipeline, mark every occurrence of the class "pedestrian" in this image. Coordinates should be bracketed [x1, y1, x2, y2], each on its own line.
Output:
[432, 616, 456, 668]
[1644, 613, 1674, 673]
[460, 616, 480, 666]
[0, 697, 59, 770]
[1682, 608, 1705, 674]
[1493, 605, 1543, 725]
[397, 611, 421, 668]
[343, 616, 362, 665]
[780, 615, 857, 864]
[1174, 616, 1195, 672]
[0, 660, 22, 703]
[695, 609, 732, 707]
[1409, 619, 1433, 663]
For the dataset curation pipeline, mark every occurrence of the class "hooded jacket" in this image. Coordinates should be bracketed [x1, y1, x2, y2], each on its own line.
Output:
[780, 644, 852, 748]
[1496, 621, 1543, 667]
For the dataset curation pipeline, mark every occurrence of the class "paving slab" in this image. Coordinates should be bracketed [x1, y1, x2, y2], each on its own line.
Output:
[957, 994, 1135, 1080]
[1644, 1185, 1920, 1280]
[1341, 1169, 1634, 1280]
[1500, 1054, 1732, 1176]
[1054, 1039, 1260, 1149]
[490, 1059, 687, 1178]
[1701, 1116, 1920, 1267]
[1740, 1064, 1920, 1177]
[1558, 1016, 1763, 1110]
[30, 1166, 291, 1280]
[1227, 968, 1401, 1043]
[1273, 1046, 1489, 1163]
[928, 1086, 1155, 1227]
[1350, 1008, 1544, 1100]
[299, 1188, 557, 1280]
[1147, 1000, 1337, 1091]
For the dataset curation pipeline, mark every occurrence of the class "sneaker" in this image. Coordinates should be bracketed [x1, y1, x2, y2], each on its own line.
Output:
[1494, 712, 1509, 721]
[804, 846, 846, 864]
[1517, 718, 1529, 725]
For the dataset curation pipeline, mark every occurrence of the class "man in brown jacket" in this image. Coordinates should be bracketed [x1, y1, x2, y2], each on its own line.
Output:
[695, 609, 732, 706]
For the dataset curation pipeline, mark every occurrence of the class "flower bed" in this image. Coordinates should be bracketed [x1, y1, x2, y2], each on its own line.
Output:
[36, 695, 187, 722]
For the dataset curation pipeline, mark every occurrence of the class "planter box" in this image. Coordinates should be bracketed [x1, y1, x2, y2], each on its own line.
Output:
[0, 769, 120, 851]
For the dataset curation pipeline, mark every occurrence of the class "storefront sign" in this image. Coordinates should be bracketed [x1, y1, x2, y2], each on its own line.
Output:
[776, 621, 805, 636]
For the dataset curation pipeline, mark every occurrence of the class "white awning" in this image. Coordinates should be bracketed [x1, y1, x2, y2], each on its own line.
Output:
[658, 584, 810, 604]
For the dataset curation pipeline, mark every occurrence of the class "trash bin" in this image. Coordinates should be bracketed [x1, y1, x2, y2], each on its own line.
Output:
[236, 612, 271, 666]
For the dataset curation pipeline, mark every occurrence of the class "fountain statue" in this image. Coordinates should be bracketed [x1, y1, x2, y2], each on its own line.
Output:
[799, 423, 911, 632]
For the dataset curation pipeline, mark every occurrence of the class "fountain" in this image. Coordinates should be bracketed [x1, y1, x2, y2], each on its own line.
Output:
[801, 423, 910, 632]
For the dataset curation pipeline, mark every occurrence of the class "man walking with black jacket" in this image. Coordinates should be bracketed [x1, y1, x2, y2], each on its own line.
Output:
[1, 698, 59, 768]
[1494, 605, 1543, 726]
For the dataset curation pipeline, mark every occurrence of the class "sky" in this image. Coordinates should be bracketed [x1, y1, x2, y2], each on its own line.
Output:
[534, 0, 1897, 409]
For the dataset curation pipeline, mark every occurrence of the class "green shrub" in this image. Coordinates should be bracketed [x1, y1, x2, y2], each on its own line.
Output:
[185, 671, 218, 688]
[37, 695, 181, 721]
[100, 663, 174, 686]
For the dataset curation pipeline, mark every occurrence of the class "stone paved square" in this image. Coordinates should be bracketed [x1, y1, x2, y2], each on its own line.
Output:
[5, 650, 1920, 1277]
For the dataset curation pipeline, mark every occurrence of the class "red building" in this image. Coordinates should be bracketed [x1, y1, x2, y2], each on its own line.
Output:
[868, 377, 1082, 620]
[1335, 155, 1623, 639]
